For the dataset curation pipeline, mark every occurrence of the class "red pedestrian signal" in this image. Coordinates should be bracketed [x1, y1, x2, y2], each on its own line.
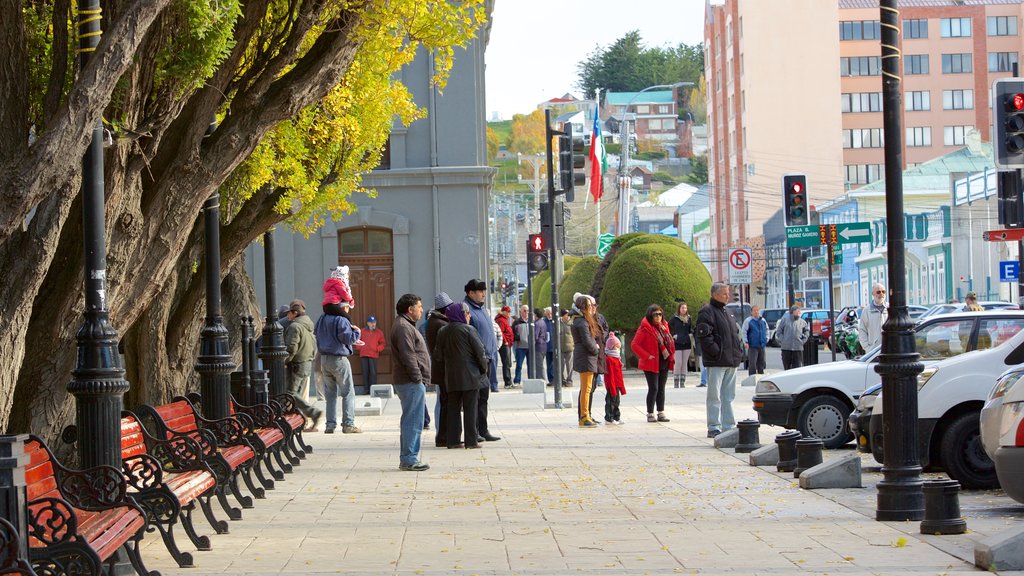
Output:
[528, 234, 545, 253]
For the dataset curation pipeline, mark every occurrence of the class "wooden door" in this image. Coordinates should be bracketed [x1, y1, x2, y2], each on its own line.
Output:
[338, 228, 395, 387]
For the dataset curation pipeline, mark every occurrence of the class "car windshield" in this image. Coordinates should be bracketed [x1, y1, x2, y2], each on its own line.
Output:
[762, 310, 785, 323]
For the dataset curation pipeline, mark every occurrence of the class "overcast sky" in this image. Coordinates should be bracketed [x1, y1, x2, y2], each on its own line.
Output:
[484, 1, 707, 121]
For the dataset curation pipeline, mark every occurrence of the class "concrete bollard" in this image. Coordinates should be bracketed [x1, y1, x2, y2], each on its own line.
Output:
[921, 479, 967, 535]
[749, 443, 780, 467]
[793, 437, 824, 478]
[735, 419, 762, 453]
[775, 430, 802, 473]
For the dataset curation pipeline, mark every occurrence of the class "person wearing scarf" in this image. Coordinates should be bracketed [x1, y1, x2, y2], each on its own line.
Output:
[432, 302, 488, 449]
[631, 304, 675, 423]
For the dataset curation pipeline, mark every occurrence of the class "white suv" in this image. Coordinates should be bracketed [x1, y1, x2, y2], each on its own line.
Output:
[869, 315, 1024, 489]
[753, 310, 1024, 450]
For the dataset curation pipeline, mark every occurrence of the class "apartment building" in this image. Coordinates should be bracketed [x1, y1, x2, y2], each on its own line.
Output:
[704, 0, 845, 279]
[840, 0, 1024, 185]
[705, 0, 1024, 280]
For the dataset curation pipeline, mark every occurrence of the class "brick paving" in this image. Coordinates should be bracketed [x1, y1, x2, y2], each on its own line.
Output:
[138, 371, 1024, 575]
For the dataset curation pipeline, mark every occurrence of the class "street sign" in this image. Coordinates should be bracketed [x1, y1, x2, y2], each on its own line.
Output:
[1001, 261, 1020, 282]
[785, 225, 821, 247]
[728, 247, 752, 284]
[597, 233, 614, 258]
[984, 229, 1024, 242]
[786, 222, 871, 247]
[832, 251, 842, 265]
[835, 222, 871, 244]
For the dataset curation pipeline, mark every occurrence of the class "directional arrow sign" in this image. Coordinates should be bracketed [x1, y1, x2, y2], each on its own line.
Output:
[786, 225, 821, 247]
[836, 222, 871, 244]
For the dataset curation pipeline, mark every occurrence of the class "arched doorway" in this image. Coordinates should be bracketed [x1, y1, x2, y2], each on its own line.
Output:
[338, 227, 395, 391]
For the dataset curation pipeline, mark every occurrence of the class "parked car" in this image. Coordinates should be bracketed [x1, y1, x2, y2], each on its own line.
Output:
[801, 309, 831, 344]
[908, 304, 930, 319]
[849, 382, 882, 454]
[981, 365, 1024, 503]
[920, 301, 1018, 319]
[763, 308, 788, 347]
[725, 303, 752, 327]
[753, 310, 1024, 449]
[869, 315, 1024, 489]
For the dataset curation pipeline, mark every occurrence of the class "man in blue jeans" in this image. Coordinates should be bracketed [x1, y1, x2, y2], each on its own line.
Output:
[314, 302, 363, 434]
[390, 293, 431, 471]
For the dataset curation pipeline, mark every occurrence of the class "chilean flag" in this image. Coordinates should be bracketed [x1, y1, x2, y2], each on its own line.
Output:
[589, 111, 606, 202]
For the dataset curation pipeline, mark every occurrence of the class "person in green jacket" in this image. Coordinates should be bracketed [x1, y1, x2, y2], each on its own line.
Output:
[284, 301, 324, 430]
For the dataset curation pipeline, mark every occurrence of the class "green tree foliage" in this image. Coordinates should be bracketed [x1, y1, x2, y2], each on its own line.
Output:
[576, 31, 704, 100]
[599, 243, 711, 335]
[528, 255, 581, 310]
[687, 155, 709, 185]
[560, 256, 601, 307]
[619, 234, 686, 252]
[590, 232, 646, 298]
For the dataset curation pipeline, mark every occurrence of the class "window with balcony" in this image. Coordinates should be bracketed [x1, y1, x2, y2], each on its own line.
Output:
[941, 17, 971, 37]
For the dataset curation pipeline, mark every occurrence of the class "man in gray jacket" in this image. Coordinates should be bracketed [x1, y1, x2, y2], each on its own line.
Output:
[390, 293, 431, 471]
[776, 305, 810, 370]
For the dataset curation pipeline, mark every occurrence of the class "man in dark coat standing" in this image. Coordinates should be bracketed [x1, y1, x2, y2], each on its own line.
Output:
[433, 302, 488, 448]
[426, 292, 453, 447]
[696, 282, 745, 438]
[390, 293, 431, 472]
[464, 279, 500, 442]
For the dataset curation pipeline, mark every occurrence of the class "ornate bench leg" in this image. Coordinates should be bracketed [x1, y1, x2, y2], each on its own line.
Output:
[237, 465, 265, 501]
[263, 451, 285, 482]
[272, 444, 293, 474]
[198, 494, 229, 534]
[215, 485, 243, 520]
[294, 427, 313, 454]
[181, 501, 212, 550]
[122, 533, 160, 576]
[282, 430, 303, 465]
[252, 457, 276, 490]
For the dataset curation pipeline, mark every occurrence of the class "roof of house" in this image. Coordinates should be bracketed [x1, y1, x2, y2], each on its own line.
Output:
[634, 205, 678, 221]
[677, 184, 710, 215]
[606, 91, 675, 105]
[854, 141, 993, 194]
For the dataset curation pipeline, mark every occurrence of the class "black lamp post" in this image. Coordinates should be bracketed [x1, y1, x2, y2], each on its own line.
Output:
[875, 0, 925, 521]
[195, 194, 236, 419]
[258, 231, 287, 398]
[67, 0, 130, 469]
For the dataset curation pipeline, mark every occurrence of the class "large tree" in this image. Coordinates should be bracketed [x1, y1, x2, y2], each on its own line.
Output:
[0, 0, 484, 440]
[576, 31, 704, 101]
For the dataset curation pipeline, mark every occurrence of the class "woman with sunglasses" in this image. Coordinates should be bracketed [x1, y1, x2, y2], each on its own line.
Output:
[631, 304, 675, 423]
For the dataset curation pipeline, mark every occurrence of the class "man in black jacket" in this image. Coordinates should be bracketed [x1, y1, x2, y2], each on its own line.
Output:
[696, 282, 744, 438]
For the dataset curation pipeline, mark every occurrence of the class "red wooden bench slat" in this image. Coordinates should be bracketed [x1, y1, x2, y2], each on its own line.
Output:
[163, 472, 216, 504]
[220, 445, 253, 468]
[257, 428, 284, 447]
[76, 508, 145, 560]
[284, 413, 304, 431]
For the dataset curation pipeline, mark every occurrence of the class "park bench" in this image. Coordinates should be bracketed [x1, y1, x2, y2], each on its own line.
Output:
[23, 435, 156, 576]
[120, 411, 223, 568]
[135, 399, 262, 523]
[0, 516, 36, 575]
[268, 393, 313, 462]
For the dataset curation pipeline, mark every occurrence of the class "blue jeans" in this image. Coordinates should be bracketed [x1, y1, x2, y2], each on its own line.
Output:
[546, 350, 554, 382]
[322, 355, 355, 429]
[513, 347, 529, 383]
[395, 383, 426, 466]
[706, 366, 737, 433]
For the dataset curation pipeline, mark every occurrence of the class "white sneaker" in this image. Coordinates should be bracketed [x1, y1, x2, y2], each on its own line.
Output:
[615, 420, 624, 425]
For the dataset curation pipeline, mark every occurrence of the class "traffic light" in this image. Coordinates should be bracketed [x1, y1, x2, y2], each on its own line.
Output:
[558, 124, 586, 202]
[527, 233, 548, 275]
[995, 79, 1024, 168]
[783, 174, 808, 226]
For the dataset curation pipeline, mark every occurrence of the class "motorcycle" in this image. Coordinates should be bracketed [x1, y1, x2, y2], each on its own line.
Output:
[832, 310, 863, 359]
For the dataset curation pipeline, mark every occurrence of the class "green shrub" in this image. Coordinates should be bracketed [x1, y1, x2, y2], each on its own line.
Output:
[528, 256, 583, 310]
[599, 243, 711, 337]
[619, 234, 686, 253]
[589, 232, 646, 297]
[559, 256, 601, 309]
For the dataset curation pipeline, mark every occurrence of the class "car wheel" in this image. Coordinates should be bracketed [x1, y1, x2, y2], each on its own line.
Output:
[796, 396, 852, 449]
[939, 412, 998, 490]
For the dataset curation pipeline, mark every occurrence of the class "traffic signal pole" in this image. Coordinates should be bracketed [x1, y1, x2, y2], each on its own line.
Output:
[545, 110, 564, 408]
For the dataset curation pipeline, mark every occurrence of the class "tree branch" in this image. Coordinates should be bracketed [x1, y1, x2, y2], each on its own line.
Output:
[0, 0, 174, 243]
[0, 1, 29, 164]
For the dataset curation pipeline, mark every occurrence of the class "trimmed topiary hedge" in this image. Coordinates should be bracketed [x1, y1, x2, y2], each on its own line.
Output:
[559, 256, 602, 310]
[619, 234, 687, 253]
[599, 243, 712, 337]
[589, 232, 647, 298]
[527, 255, 582, 311]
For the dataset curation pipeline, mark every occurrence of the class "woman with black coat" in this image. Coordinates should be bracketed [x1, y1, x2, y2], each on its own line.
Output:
[667, 302, 693, 388]
[571, 293, 604, 428]
[433, 302, 488, 449]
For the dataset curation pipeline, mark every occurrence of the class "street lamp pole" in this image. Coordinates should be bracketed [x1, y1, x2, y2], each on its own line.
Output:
[68, 0, 130, 469]
[615, 82, 693, 236]
[875, 0, 925, 521]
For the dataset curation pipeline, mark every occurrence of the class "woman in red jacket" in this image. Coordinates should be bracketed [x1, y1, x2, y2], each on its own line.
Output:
[631, 304, 675, 423]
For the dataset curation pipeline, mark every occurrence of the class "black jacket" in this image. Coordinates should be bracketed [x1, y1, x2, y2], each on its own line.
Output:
[571, 313, 605, 374]
[696, 299, 744, 368]
[433, 323, 489, 392]
[425, 310, 449, 386]
[390, 314, 431, 385]
[667, 315, 692, 350]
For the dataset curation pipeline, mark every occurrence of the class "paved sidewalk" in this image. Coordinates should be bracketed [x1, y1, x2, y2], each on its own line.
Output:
[139, 371, 1024, 575]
